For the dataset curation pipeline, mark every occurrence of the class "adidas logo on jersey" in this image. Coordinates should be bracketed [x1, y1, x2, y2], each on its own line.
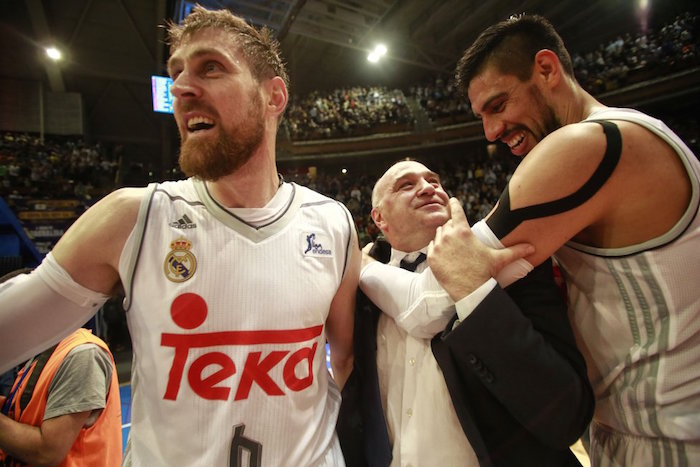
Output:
[170, 214, 197, 229]
[303, 232, 332, 257]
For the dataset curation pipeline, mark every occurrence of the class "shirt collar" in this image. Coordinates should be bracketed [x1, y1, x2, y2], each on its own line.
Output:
[389, 247, 428, 267]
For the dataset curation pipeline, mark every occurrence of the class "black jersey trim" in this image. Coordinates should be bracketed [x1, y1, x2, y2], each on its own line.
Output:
[124, 183, 158, 312]
[486, 120, 622, 239]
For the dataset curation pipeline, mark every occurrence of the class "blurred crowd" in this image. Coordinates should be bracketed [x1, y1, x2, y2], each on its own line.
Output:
[408, 75, 471, 123]
[572, 11, 698, 94]
[409, 12, 699, 126]
[0, 10, 699, 249]
[283, 85, 414, 140]
[0, 132, 118, 202]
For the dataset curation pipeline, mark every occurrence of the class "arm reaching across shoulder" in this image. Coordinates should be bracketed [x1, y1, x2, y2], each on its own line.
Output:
[360, 199, 534, 338]
[483, 120, 680, 266]
[360, 258, 454, 338]
[0, 188, 144, 373]
[325, 223, 361, 390]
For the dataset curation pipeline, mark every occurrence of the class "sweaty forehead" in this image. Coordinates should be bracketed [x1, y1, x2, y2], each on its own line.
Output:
[169, 28, 240, 64]
[379, 162, 433, 191]
[390, 161, 436, 181]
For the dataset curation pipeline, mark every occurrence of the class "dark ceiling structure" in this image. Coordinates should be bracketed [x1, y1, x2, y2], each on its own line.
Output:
[1, 0, 698, 165]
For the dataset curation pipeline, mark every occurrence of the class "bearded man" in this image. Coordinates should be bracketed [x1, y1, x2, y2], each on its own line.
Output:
[0, 6, 360, 466]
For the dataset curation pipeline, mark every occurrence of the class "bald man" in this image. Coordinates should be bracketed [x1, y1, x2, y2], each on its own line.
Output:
[338, 160, 593, 467]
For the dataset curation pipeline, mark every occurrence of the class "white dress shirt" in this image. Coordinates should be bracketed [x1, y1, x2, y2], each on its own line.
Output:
[368, 248, 479, 467]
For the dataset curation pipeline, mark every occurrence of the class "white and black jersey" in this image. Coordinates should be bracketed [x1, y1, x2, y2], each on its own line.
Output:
[119, 179, 353, 467]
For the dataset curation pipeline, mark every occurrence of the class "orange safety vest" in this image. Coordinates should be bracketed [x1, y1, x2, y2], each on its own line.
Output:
[1, 329, 122, 466]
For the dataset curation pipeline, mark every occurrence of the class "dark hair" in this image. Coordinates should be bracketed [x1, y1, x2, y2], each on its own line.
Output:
[166, 5, 289, 90]
[455, 14, 574, 95]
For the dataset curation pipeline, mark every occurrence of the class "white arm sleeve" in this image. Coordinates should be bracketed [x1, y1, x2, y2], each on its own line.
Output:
[359, 221, 535, 337]
[471, 220, 534, 287]
[359, 262, 454, 338]
[0, 253, 109, 373]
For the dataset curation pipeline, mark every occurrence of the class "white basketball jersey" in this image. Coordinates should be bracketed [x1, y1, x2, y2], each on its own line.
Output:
[118, 179, 353, 466]
[556, 109, 700, 460]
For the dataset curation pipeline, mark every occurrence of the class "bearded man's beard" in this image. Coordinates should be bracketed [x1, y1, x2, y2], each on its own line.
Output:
[540, 104, 561, 138]
[178, 93, 265, 181]
[528, 84, 561, 141]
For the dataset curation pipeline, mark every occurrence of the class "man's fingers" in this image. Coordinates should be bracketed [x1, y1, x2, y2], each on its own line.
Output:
[495, 242, 535, 266]
[362, 242, 374, 254]
[448, 198, 468, 225]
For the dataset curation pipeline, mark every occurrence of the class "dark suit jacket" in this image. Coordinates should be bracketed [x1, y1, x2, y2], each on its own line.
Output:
[337, 239, 594, 467]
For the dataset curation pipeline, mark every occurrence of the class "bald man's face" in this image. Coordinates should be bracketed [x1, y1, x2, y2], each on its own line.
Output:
[371, 161, 449, 251]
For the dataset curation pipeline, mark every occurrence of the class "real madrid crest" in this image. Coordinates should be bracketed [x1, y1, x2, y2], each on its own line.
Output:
[164, 237, 197, 282]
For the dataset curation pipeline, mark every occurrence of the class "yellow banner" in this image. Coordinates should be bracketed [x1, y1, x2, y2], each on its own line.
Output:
[26, 199, 81, 209]
[18, 211, 78, 220]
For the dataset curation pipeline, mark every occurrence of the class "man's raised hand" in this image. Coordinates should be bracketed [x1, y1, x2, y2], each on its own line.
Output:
[428, 198, 534, 301]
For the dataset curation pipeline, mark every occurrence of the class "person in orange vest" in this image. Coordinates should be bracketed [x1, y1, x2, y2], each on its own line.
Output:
[0, 327, 122, 466]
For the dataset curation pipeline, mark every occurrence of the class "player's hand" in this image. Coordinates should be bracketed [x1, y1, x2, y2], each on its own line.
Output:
[428, 198, 534, 301]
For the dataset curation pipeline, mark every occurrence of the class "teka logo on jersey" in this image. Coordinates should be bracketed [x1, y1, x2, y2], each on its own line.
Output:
[161, 293, 321, 402]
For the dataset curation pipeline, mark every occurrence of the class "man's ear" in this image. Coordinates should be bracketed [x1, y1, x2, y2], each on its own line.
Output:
[533, 49, 562, 88]
[370, 207, 386, 233]
[264, 76, 288, 117]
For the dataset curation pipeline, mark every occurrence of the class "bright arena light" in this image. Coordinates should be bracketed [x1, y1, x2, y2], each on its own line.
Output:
[45, 46, 62, 61]
[367, 44, 388, 63]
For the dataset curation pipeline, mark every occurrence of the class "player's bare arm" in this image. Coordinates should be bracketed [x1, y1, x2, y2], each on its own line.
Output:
[0, 187, 145, 373]
[51, 187, 146, 295]
[325, 227, 360, 390]
[487, 120, 691, 266]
